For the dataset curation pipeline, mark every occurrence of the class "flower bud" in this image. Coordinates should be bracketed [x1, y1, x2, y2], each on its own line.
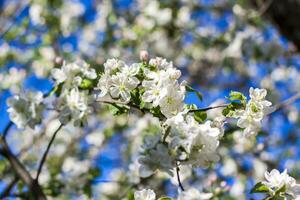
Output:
[170, 69, 181, 80]
[55, 56, 63, 66]
[140, 50, 149, 62]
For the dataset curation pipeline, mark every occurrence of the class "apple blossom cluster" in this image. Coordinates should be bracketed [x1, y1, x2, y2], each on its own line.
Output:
[51, 60, 96, 126]
[7, 91, 45, 129]
[228, 87, 272, 137]
[252, 169, 300, 199]
[141, 57, 185, 117]
[96, 58, 140, 103]
[5, 54, 275, 197]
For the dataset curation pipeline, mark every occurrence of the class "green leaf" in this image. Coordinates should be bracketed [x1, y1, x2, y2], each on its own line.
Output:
[229, 91, 247, 106]
[125, 190, 134, 200]
[79, 79, 93, 90]
[108, 104, 129, 116]
[250, 182, 270, 194]
[186, 85, 203, 101]
[130, 88, 141, 106]
[222, 102, 244, 117]
[194, 111, 207, 123]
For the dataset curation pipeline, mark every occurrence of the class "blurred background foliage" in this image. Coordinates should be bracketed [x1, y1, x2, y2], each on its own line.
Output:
[0, 0, 300, 199]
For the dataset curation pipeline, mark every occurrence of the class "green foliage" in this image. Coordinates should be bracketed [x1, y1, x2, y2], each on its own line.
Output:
[79, 79, 94, 90]
[222, 90, 247, 117]
[228, 91, 247, 106]
[125, 190, 134, 200]
[185, 85, 203, 101]
[108, 104, 129, 116]
[250, 182, 270, 194]
[194, 110, 207, 123]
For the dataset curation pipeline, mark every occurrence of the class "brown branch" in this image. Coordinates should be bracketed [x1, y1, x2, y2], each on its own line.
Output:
[0, 176, 19, 198]
[2, 121, 13, 139]
[35, 123, 63, 181]
[0, 138, 46, 200]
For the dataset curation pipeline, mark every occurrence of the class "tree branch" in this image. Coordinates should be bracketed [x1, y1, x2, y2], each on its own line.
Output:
[2, 121, 13, 139]
[0, 138, 46, 200]
[272, 92, 300, 113]
[35, 123, 63, 181]
[0, 176, 19, 198]
[188, 104, 229, 113]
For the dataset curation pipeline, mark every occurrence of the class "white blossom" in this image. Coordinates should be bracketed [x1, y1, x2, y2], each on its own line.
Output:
[263, 169, 300, 198]
[109, 72, 139, 102]
[7, 91, 44, 129]
[134, 189, 156, 200]
[103, 58, 125, 74]
[235, 87, 272, 137]
[57, 87, 92, 126]
[139, 143, 174, 177]
[51, 60, 96, 87]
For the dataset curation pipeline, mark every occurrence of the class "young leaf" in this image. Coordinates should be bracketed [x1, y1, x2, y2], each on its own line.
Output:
[229, 91, 247, 106]
[186, 85, 203, 101]
[250, 182, 270, 194]
[194, 111, 207, 123]
[108, 104, 129, 116]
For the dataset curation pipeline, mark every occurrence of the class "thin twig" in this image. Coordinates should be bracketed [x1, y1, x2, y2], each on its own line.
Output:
[188, 104, 229, 113]
[176, 163, 185, 191]
[271, 92, 300, 114]
[35, 123, 63, 181]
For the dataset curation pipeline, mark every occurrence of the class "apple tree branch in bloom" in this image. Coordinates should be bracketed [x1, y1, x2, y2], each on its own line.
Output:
[1, 52, 300, 199]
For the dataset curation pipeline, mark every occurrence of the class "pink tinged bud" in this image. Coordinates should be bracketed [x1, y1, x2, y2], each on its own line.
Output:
[140, 50, 149, 62]
[55, 57, 63, 65]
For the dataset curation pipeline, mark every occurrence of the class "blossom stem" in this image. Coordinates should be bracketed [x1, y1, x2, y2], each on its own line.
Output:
[35, 123, 63, 181]
[176, 164, 185, 191]
[188, 104, 229, 112]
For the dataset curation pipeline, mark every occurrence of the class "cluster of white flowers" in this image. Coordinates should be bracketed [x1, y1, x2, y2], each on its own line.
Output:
[96, 58, 140, 103]
[234, 87, 272, 137]
[166, 112, 224, 167]
[142, 57, 185, 117]
[52, 59, 97, 88]
[138, 135, 174, 177]
[262, 169, 300, 199]
[51, 60, 96, 126]
[138, 111, 224, 177]
[56, 87, 92, 126]
[5, 54, 277, 200]
[7, 91, 45, 129]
